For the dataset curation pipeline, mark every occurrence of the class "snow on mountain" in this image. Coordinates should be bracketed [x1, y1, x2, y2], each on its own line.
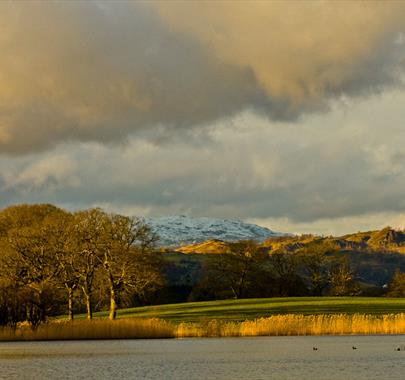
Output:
[144, 215, 283, 247]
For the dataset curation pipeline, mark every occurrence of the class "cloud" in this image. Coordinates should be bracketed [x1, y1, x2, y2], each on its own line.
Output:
[1, 89, 405, 235]
[249, 212, 405, 237]
[2, 154, 80, 194]
[0, 1, 404, 154]
[0, 1, 264, 154]
[1, 1, 405, 235]
[154, 1, 405, 101]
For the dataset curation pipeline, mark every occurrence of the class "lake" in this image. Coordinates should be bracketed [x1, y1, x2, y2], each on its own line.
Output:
[0, 335, 404, 379]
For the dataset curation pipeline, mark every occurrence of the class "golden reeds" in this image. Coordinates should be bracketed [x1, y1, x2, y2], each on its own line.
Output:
[175, 314, 405, 338]
[0, 318, 174, 341]
[2, 314, 405, 341]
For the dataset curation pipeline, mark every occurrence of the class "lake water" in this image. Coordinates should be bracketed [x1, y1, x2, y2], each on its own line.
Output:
[0, 335, 404, 379]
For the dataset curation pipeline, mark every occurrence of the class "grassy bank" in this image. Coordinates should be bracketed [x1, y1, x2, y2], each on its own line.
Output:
[5, 298, 405, 341]
[93, 297, 405, 323]
[2, 314, 405, 341]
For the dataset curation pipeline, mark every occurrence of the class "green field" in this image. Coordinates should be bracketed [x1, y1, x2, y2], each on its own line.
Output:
[91, 297, 405, 323]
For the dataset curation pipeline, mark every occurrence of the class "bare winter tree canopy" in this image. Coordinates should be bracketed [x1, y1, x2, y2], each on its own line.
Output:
[0, 204, 162, 325]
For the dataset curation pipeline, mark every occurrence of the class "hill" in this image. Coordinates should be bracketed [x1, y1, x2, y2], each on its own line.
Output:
[145, 215, 282, 246]
[342, 227, 405, 253]
[176, 239, 233, 254]
[164, 227, 405, 299]
[260, 227, 405, 254]
[174, 227, 405, 255]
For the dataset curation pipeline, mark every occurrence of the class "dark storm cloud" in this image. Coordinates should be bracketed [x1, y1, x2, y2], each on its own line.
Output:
[0, 1, 405, 154]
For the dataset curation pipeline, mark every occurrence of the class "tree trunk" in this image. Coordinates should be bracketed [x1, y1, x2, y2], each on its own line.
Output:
[237, 270, 247, 299]
[85, 293, 93, 320]
[109, 287, 117, 320]
[230, 286, 238, 299]
[68, 288, 74, 321]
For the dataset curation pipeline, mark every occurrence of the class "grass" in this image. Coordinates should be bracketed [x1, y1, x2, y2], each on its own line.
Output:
[92, 297, 405, 323]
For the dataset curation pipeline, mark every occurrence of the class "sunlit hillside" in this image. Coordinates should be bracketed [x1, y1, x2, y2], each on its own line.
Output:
[176, 227, 405, 255]
[176, 239, 233, 254]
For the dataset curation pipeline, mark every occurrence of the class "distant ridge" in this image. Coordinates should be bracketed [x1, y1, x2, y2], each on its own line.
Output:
[175, 226, 405, 255]
[260, 226, 405, 254]
[144, 215, 283, 247]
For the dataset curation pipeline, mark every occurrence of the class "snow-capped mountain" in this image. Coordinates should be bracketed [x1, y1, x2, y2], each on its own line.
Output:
[144, 215, 283, 247]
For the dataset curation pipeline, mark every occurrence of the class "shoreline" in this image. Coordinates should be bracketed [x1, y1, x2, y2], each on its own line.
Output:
[2, 332, 405, 343]
[2, 313, 405, 341]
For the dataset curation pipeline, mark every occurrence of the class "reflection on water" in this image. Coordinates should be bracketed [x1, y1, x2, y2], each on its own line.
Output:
[0, 335, 405, 380]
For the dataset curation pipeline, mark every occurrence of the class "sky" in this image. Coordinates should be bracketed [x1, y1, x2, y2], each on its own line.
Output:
[1, 0, 405, 235]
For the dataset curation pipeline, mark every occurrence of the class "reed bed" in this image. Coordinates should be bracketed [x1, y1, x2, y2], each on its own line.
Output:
[2, 314, 405, 341]
[0, 318, 175, 341]
[175, 313, 405, 338]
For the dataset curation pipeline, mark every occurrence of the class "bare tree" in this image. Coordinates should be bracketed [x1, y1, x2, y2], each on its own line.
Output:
[0, 205, 67, 327]
[69, 209, 105, 320]
[269, 251, 304, 296]
[101, 213, 161, 319]
[207, 241, 268, 299]
[328, 259, 358, 296]
[386, 270, 405, 297]
[299, 242, 334, 296]
[49, 212, 82, 320]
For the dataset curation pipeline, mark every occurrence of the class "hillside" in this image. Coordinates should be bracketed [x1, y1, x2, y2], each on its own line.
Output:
[176, 239, 233, 254]
[145, 215, 282, 247]
[264, 228, 404, 254]
[342, 227, 405, 253]
[165, 227, 405, 295]
[175, 227, 405, 255]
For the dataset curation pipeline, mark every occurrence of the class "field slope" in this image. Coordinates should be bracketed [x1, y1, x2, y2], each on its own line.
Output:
[92, 297, 405, 323]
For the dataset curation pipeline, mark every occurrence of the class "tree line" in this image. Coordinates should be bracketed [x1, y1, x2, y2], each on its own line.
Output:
[0, 204, 161, 328]
[189, 240, 360, 301]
